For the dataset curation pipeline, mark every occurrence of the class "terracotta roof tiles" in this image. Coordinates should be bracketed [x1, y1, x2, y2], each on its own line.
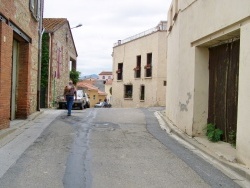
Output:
[43, 18, 68, 33]
[99, 71, 112, 75]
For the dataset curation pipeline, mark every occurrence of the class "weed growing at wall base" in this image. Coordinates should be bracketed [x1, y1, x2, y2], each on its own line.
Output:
[206, 123, 223, 142]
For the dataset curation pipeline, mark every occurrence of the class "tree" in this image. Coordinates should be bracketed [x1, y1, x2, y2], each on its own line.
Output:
[70, 70, 81, 85]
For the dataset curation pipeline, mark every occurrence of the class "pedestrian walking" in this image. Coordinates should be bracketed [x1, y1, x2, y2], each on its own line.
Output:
[64, 80, 77, 116]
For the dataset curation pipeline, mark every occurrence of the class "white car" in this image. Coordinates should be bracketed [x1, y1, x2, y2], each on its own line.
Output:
[94, 102, 104, 108]
[57, 90, 87, 110]
[94, 101, 112, 108]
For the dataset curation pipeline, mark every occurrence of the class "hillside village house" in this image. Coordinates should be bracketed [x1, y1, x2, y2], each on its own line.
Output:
[41, 18, 78, 108]
[0, 0, 44, 129]
[77, 81, 107, 108]
[165, 0, 250, 167]
[98, 71, 113, 80]
[112, 21, 167, 108]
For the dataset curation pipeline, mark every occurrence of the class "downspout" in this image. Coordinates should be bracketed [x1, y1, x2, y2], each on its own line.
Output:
[47, 33, 52, 107]
[37, 0, 44, 111]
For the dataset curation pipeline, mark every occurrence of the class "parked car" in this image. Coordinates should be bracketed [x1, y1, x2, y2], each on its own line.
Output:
[57, 90, 87, 110]
[94, 101, 112, 108]
[84, 93, 90, 108]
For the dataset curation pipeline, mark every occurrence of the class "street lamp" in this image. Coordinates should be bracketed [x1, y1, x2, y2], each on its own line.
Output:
[71, 24, 82, 29]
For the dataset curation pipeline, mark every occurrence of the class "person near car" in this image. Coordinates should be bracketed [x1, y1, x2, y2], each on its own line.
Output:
[103, 98, 108, 108]
[64, 80, 77, 116]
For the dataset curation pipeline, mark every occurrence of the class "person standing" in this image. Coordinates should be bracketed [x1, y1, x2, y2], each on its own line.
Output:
[64, 80, 77, 116]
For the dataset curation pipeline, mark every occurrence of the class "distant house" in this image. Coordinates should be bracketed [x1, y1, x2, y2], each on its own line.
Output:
[112, 21, 167, 108]
[98, 71, 113, 80]
[0, 0, 44, 129]
[41, 18, 78, 108]
[77, 81, 107, 107]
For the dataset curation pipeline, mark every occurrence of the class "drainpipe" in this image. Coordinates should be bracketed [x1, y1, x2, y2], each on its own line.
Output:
[37, 0, 44, 111]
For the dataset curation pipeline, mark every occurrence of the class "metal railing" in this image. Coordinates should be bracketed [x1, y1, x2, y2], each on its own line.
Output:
[114, 21, 167, 47]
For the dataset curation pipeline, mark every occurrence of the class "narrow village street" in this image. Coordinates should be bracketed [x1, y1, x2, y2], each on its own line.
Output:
[0, 108, 240, 188]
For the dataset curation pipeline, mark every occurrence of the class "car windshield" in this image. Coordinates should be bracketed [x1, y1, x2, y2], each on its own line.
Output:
[77, 90, 83, 98]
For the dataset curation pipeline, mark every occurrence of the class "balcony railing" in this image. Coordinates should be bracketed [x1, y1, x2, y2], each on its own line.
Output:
[114, 21, 167, 47]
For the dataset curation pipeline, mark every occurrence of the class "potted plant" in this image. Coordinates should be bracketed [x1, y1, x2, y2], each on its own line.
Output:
[144, 64, 151, 69]
[133, 66, 140, 71]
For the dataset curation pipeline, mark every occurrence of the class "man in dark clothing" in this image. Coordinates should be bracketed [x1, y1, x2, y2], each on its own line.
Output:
[64, 80, 77, 116]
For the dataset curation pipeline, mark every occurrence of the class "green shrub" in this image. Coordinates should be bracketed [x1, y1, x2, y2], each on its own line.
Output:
[206, 123, 223, 142]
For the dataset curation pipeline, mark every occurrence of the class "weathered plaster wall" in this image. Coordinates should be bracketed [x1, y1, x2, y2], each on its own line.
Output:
[166, 0, 250, 166]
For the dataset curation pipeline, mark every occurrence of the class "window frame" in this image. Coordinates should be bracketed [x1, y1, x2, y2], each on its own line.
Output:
[145, 53, 152, 78]
[134, 55, 141, 78]
[124, 84, 133, 99]
[140, 85, 145, 101]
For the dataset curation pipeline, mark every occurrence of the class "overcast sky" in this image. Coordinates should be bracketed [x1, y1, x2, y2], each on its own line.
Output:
[44, 0, 172, 76]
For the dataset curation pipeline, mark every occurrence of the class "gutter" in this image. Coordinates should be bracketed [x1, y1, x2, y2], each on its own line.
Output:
[36, 0, 45, 111]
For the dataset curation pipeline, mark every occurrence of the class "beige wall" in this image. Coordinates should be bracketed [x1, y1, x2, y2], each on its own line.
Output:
[112, 31, 167, 108]
[166, 0, 250, 166]
[237, 22, 250, 166]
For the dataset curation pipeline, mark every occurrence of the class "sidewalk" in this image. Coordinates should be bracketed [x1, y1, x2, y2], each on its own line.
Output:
[0, 109, 64, 178]
[0, 109, 61, 148]
[0, 110, 44, 147]
[155, 110, 250, 188]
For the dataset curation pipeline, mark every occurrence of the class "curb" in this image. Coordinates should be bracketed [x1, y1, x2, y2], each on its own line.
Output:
[155, 111, 250, 187]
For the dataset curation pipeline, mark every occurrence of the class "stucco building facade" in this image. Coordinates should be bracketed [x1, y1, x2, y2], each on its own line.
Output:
[0, 0, 43, 129]
[112, 22, 167, 108]
[166, 0, 250, 167]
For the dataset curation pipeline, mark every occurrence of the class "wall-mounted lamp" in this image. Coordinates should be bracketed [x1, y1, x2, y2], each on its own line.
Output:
[71, 24, 82, 29]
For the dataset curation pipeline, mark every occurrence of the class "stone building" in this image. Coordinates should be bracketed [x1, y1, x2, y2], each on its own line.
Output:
[166, 0, 250, 167]
[41, 18, 78, 108]
[0, 0, 43, 129]
[112, 21, 167, 108]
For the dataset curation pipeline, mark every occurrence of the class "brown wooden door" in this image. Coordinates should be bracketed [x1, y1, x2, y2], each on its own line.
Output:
[208, 40, 240, 142]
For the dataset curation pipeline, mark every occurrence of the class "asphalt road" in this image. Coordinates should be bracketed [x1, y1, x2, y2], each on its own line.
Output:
[0, 108, 240, 188]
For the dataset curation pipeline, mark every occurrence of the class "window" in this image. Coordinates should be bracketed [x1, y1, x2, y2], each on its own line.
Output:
[102, 76, 105, 79]
[140, 85, 145, 101]
[116, 63, 123, 80]
[134, 55, 141, 78]
[163, 81, 167, 86]
[124, 85, 133, 99]
[29, 0, 41, 21]
[145, 53, 152, 77]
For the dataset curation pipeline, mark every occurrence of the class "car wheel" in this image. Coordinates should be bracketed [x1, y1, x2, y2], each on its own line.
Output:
[58, 103, 62, 109]
[80, 104, 83, 110]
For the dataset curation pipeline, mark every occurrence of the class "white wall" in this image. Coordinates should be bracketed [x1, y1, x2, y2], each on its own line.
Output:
[236, 22, 250, 166]
[166, 0, 250, 166]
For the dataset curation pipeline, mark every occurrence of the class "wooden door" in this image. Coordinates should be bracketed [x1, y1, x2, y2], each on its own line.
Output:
[208, 40, 240, 142]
